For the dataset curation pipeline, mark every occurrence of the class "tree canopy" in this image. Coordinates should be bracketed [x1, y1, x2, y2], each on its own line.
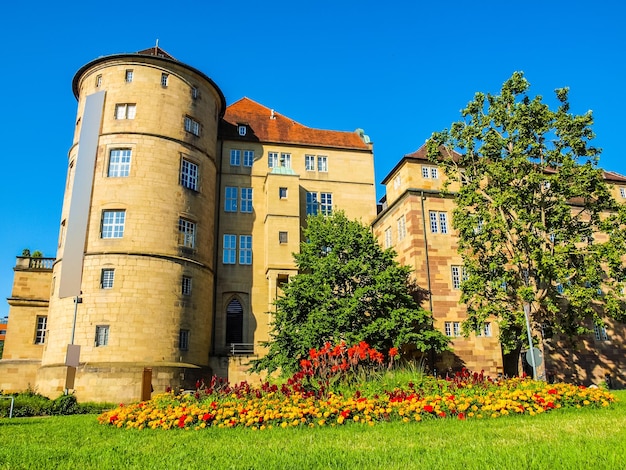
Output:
[426, 71, 626, 354]
[251, 211, 449, 374]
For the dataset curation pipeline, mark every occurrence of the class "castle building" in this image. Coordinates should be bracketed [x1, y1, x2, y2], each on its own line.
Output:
[373, 145, 626, 386]
[0, 47, 375, 402]
[2, 47, 624, 401]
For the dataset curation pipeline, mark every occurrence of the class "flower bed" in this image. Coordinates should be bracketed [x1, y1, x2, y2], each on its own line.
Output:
[98, 342, 616, 430]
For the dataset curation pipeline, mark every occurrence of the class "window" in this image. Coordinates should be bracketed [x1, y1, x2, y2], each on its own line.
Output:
[35, 316, 47, 344]
[239, 235, 252, 265]
[444, 322, 452, 337]
[306, 192, 319, 215]
[180, 159, 199, 191]
[101, 210, 125, 238]
[238, 125, 247, 136]
[125, 70, 133, 83]
[317, 156, 328, 172]
[384, 227, 392, 248]
[101, 269, 114, 289]
[453, 322, 461, 337]
[161, 73, 169, 87]
[225, 187, 238, 212]
[107, 149, 131, 177]
[479, 323, 492, 337]
[451, 266, 462, 289]
[594, 324, 609, 341]
[280, 153, 291, 168]
[178, 218, 196, 248]
[429, 211, 448, 234]
[240, 188, 253, 213]
[620, 187, 626, 198]
[115, 103, 136, 120]
[184, 116, 200, 136]
[191, 87, 199, 99]
[305, 155, 316, 171]
[320, 193, 332, 215]
[179, 329, 189, 350]
[182, 276, 192, 296]
[394, 175, 401, 189]
[230, 149, 241, 166]
[422, 166, 438, 179]
[397, 215, 406, 241]
[95, 325, 109, 347]
[223, 234, 237, 264]
[279, 187, 288, 199]
[226, 299, 243, 344]
[95, 75, 102, 87]
[268, 152, 279, 168]
[279, 231, 288, 244]
[243, 150, 254, 167]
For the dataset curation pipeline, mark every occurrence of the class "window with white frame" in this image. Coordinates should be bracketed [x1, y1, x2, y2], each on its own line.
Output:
[96, 75, 102, 87]
[394, 175, 401, 189]
[125, 70, 133, 83]
[397, 215, 406, 241]
[422, 166, 438, 179]
[452, 266, 466, 289]
[182, 276, 192, 296]
[35, 315, 47, 344]
[280, 153, 291, 168]
[620, 187, 626, 198]
[317, 156, 328, 172]
[429, 211, 448, 234]
[108, 149, 131, 177]
[180, 159, 199, 191]
[95, 325, 109, 347]
[101, 269, 114, 289]
[115, 103, 136, 120]
[161, 73, 169, 87]
[101, 210, 125, 238]
[225, 187, 237, 212]
[223, 234, 237, 264]
[444, 321, 461, 337]
[179, 329, 189, 350]
[320, 193, 332, 215]
[184, 116, 200, 136]
[240, 188, 253, 213]
[279, 231, 288, 244]
[191, 87, 198, 99]
[178, 218, 196, 248]
[230, 149, 241, 166]
[594, 324, 609, 341]
[268, 152, 279, 168]
[238, 125, 246, 136]
[384, 227, 392, 248]
[305, 155, 315, 171]
[306, 192, 319, 215]
[243, 150, 254, 167]
[239, 235, 252, 265]
[480, 322, 492, 337]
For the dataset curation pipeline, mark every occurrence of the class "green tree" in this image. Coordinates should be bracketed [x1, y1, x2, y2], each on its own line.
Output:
[427, 72, 626, 363]
[251, 212, 449, 374]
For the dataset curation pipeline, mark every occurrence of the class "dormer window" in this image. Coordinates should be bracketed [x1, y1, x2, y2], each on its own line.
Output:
[238, 125, 247, 136]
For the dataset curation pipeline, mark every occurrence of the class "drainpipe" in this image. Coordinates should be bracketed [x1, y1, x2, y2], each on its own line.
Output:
[420, 191, 433, 312]
[211, 139, 223, 358]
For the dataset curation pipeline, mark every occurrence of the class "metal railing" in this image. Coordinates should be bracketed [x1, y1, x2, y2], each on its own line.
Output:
[228, 343, 255, 356]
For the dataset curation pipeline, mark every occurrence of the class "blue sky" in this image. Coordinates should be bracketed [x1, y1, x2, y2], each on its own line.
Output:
[1, 1, 625, 319]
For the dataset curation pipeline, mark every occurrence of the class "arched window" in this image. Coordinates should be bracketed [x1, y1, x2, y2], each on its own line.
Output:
[225, 299, 243, 344]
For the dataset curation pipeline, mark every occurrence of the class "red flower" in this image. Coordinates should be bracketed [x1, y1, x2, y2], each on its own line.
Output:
[300, 359, 312, 370]
[547, 389, 557, 395]
[178, 414, 187, 428]
[388, 347, 398, 358]
[424, 405, 434, 413]
[438, 412, 446, 418]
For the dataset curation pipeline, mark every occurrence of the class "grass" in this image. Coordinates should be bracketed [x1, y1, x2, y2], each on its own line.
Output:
[1, 390, 624, 469]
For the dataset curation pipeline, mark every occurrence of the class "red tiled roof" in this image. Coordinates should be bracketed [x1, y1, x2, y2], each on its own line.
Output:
[136, 46, 176, 60]
[219, 97, 371, 150]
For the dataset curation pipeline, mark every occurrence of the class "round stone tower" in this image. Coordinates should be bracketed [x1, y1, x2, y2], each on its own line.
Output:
[37, 47, 226, 402]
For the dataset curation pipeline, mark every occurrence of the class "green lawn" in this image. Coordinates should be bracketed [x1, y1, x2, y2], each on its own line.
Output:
[1, 390, 625, 470]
